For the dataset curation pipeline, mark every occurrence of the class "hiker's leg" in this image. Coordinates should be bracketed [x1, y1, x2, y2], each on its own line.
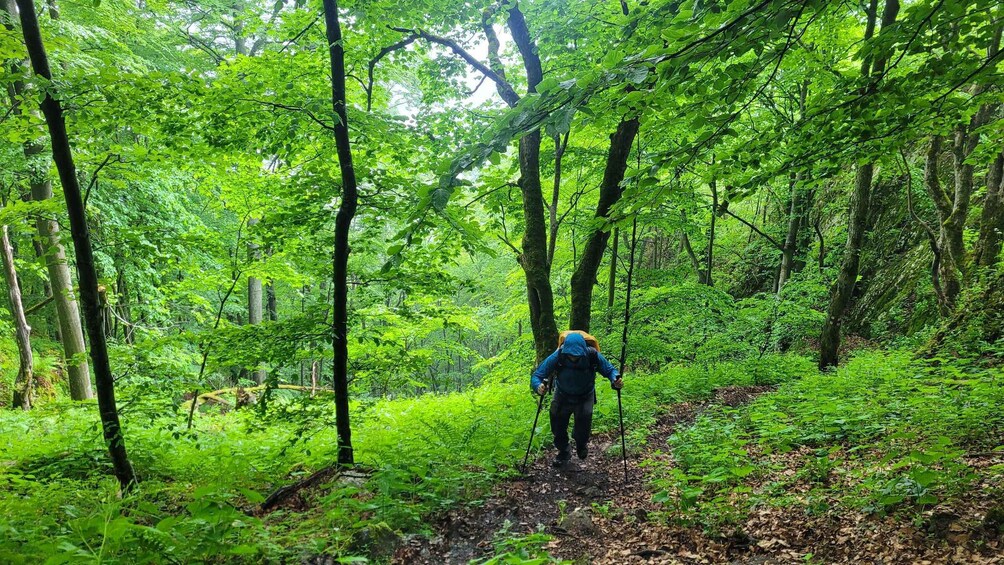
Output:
[549, 393, 573, 454]
[572, 393, 595, 450]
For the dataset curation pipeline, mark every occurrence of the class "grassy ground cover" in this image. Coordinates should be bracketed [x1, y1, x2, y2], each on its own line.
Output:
[0, 355, 809, 563]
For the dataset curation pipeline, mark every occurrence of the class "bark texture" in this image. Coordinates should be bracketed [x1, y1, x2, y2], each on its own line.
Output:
[323, 0, 356, 466]
[507, 3, 559, 361]
[569, 118, 639, 332]
[15, 0, 135, 488]
[2, 226, 34, 409]
[819, 0, 899, 369]
[247, 219, 265, 385]
[975, 151, 1004, 269]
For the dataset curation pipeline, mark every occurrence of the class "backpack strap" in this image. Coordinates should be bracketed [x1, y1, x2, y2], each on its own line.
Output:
[587, 347, 599, 372]
[555, 347, 599, 372]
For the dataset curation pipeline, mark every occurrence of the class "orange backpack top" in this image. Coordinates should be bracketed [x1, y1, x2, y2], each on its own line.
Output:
[558, 330, 600, 352]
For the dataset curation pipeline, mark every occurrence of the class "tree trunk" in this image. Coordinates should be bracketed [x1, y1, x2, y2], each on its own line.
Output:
[975, 151, 1004, 269]
[2, 226, 34, 410]
[517, 130, 559, 361]
[15, 0, 136, 488]
[928, 27, 999, 309]
[266, 281, 277, 321]
[777, 84, 809, 293]
[547, 132, 568, 269]
[777, 174, 804, 293]
[973, 26, 1003, 270]
[924, 136, 956, 315]
[606, 227, 618, 329]
[2, 0, 91, 400]
[323, 0, 355, 466]
[818, 0, 898, 370]
[569, 118, 639, 332]
[505, 4, 558, 361]
[245, 219, 265, 384]
[478, 3, 558, 361]
[705, 174, 718, 287]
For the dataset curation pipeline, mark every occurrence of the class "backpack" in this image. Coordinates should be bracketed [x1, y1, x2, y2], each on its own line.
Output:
[558, 330, 600, 352]
[552, 331, 600, 398]
[556, 330, 599, 372]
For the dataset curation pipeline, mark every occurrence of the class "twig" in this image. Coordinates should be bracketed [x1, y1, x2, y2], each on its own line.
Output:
[388, 26, 520, 105]
[237, 98, 336, 132]
[366, 33, 419, 111]
[83, 154, 121, 209]
[24, 295, 53, 316]
[278, 11, 323, 54]
[724, 210, 783, 250]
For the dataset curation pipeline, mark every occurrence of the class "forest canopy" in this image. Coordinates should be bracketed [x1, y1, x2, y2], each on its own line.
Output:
[1, 0, 1003, 562]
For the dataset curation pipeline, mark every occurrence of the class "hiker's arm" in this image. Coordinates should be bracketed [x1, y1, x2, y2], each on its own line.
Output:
[530, 352, 559, 392]
[596, 352, 619, 383]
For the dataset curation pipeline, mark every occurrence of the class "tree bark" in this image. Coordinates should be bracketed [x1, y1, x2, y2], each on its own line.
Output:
[776, 175, 803, 293]
[569, 118, 639, 332]
[246, 219, 265, 385]
[819, 163, 874, 369]
[776, 84, 809, 293]
[507, 4, 558, 361]
[14, 0, 136, 488]
[975, 151, 1004, 269]
[928, 27, 999, 309]
[973, 26, 1003, 270]
[819, 0, 899, 370]
[705, 174, 718, 287]
[517, 130, 559, 361]
[3, 0, 90, 400]
[547, 132, 568, 269]
[323, 0, 355, 466]
[606, 227, 618, 329]
[266, 281, 277, 321]
[2, 226, 34, 409]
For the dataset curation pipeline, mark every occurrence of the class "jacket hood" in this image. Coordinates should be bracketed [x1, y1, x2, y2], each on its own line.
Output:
[561, 333, 588, 356]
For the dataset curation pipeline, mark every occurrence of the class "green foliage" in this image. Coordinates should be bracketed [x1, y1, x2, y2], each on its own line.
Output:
[650, 351, 1004, 531]
[0, 354, 802, 561]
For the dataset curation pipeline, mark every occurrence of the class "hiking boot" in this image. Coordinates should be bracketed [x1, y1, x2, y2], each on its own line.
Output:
[576, 444, 588, 460]
[552, 449, 571, 467]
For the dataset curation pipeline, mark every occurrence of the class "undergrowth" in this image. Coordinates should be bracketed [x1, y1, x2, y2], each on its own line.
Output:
[0, 354, 807, 563]
[650, 350, 1004, 534]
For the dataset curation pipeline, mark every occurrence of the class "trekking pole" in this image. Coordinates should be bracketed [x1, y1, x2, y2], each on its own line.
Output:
[616, 216, 639, 481]
[521, 375, 551, 473]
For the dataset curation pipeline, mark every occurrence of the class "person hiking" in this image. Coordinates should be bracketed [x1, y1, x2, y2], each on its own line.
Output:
[530, 332, 623, 467]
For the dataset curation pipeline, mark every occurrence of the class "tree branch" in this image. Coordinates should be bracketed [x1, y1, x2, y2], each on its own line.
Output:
[24, 295, 53, 316]
[238, 98, 336, 132]
[724, 209, 783, 250]
[367, 33, 419, 111]
[389, 26, 521, 106]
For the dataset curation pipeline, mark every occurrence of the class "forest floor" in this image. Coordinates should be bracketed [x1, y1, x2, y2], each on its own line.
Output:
[391, 385, 1004, 564]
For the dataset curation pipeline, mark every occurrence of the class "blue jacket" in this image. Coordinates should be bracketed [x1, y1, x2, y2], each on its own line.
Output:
[530, 333, 619, 397]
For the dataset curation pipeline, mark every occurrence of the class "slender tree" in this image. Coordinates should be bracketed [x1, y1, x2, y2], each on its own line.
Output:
[247, 219, 265, 384]
[819, 0, 899, 369]
[776, 83, 809, 293]
[322, 0, 355, 466]
[2, 225, 33, 409]
[13, 0, 135, 488]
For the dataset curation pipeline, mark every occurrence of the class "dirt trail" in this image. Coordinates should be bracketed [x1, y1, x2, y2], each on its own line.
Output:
[393, 385, 1004, 564]
[392, 386, 769, 564]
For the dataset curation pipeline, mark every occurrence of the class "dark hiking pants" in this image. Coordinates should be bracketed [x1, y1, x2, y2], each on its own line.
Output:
[549, 390, 594, 454]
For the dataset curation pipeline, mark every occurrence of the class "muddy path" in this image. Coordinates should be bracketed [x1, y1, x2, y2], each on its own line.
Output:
[393, 384, 1004, 564]
[392, 386, 771, 564]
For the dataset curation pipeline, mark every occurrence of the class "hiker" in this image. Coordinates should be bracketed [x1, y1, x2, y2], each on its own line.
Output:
[530, 332, 623, 467]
